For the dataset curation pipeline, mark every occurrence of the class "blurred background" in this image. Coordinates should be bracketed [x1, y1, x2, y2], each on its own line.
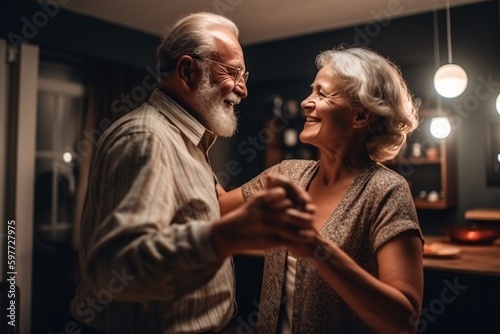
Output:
[1, 0, 500, 333]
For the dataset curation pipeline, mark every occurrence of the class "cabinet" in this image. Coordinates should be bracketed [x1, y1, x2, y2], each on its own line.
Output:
[385, 109, 457, 210]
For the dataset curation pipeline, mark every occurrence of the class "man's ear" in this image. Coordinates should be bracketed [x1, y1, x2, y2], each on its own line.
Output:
[353, 108, 375, 129]
[176, 55, 197, 90]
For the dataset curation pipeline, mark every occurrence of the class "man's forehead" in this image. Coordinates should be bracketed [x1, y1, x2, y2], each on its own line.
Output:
[208, 28, 243, 58]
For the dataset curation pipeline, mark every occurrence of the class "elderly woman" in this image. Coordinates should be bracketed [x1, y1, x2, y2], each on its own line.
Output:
[219, 46, 423, 333]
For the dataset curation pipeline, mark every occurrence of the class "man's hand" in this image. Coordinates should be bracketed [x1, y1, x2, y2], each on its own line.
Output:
[265, 173, 315, 213]
[211, 174, 316, 258]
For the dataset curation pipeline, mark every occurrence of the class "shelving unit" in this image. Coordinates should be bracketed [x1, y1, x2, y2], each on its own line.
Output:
[465, 208, 500, 221]
[264, 104, 458, 210]
[385, 109, 457, 210]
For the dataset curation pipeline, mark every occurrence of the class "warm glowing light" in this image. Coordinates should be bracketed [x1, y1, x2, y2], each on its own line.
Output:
[63, 152, 72, 163]
[466, 230, 480, 241]
[497, 154, 500, 163]
[434, 64, 468, 98]
[496, 94, 500, 114]
[430, 117, 451, 139]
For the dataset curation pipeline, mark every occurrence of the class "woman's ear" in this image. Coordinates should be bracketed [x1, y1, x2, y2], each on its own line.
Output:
[353, 108, 375, 129]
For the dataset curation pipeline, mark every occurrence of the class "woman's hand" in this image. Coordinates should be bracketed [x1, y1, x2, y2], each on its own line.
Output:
[212, 174, 317, 257]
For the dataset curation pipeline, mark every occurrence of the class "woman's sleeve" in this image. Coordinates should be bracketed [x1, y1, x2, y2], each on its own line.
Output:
[370, 176, 424, 251]
[241, 163, 283, 200]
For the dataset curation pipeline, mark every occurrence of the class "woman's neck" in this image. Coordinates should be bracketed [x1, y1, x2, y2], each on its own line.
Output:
[315, 149, 371, 187]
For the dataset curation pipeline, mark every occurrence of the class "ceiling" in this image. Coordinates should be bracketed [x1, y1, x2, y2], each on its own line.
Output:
[59, 0, 489, 46]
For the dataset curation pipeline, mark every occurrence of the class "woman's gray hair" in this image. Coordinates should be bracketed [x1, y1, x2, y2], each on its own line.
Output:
[156, 12, 239, 77]
[316, 46, 419, 162]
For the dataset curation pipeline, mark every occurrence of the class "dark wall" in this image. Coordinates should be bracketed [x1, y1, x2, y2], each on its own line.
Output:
[1, 0, 158, 67]
[2, 0, 500, 231]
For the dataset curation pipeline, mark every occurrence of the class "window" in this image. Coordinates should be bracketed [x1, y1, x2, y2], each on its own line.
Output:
[34, 61, 84, 243]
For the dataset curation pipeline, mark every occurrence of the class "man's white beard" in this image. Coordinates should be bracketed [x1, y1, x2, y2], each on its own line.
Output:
[193, 69, 239, 138]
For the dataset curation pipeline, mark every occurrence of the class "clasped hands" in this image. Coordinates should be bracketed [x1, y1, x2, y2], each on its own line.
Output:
[256, 174, 322, 257]
[213, 173, 320, 258]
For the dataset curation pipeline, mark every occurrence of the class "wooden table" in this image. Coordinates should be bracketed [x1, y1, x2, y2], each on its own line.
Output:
[423, 234, 500, 277]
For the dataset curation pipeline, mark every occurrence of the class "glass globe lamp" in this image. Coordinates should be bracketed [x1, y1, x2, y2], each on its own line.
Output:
[434, 64, 468, 98]
[496, 93, 500, 115]
[430, 117, 451, 139]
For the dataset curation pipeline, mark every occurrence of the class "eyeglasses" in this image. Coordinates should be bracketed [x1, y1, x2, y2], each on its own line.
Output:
[199, 57, 249, 84]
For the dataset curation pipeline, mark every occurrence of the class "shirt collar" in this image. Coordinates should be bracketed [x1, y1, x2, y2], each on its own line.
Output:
[148, 89, 216, 151]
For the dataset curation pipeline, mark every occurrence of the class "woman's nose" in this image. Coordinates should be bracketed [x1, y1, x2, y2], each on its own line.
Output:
[301, 97, 315, 110]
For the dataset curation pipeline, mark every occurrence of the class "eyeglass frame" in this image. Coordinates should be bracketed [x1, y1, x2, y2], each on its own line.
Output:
[193, 56, 249, 84]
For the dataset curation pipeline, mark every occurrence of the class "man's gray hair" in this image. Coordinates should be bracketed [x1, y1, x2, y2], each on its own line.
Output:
[156, 12, 239, 78]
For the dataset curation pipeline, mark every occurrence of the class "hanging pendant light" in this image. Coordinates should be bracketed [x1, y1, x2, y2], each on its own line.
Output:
[430, 116, 451, 139]
[496, 93, 500, 115]
[434, 0, 467, 98]
[430, 9, 451, 139]
[434, 64, 468, 98]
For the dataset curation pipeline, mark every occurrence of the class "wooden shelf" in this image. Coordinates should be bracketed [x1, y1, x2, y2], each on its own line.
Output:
[386, 157, 441, 166]
[465, 208, 500, 221]
[413, 197, 455, 210]
[385, 109, 457, 210]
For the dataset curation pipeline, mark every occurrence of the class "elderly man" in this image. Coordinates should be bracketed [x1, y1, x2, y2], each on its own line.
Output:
[70, 12, 315, 334]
